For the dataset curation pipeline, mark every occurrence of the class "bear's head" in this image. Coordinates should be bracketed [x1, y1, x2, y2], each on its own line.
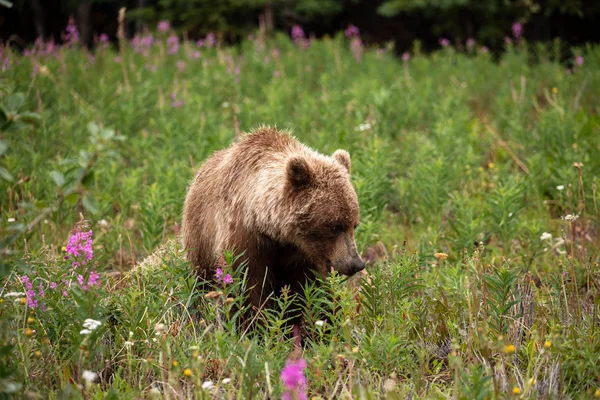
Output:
[284, 149, 365, 277]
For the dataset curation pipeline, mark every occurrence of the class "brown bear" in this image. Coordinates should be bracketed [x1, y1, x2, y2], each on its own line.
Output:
[181, 126, 364, 310]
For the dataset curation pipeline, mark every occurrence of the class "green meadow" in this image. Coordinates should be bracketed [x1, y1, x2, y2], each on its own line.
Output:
[0, 29, 599, 399]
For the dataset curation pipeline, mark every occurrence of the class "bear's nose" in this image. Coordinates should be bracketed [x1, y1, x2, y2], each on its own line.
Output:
[350, 259, 365, 275]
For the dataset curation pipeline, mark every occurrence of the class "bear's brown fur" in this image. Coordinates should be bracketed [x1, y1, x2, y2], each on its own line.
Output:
[181, 126, 364, 309]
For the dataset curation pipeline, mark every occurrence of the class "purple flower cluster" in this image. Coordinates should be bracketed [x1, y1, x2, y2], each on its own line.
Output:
[512, 22, 523, 40]
[291, 25, 310, 48]
[215, 268, 233, 285]
[157, 20, 170, 33]
[466, 38, 476, 50]
[66, 229, 93, 263]
[345, 24, 360, 38]
[65, 17, 79, 45]
[132, 34, 153, 56]
[167, 34, 179, 55]
[77, 271, 101, 291]
[280, 358, 308, 400]
[439, 38, 450, 47]
[21, 276, 38, 309]
[171, 93, 183, 108]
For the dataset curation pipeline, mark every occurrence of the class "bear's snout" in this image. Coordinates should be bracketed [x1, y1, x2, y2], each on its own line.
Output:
[348, 258, 365, 275]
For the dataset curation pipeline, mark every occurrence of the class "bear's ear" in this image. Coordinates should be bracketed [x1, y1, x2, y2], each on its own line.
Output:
[286, 156, 313, 188]
[332, 149, 351, 173]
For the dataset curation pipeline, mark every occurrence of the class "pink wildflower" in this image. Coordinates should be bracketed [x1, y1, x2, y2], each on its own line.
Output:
[176, 60, 186, 71]
[216, 268, 223, 280]
[99, 33, 109, 45]
[38, 283, 45, 298]
[223, 274, 233, 285]
[205, 33, 216, 47]
[157, 20, 170, 33]
[575, 55, 583, 66]
[401, 52, 410, 62]
[273, 70, 280, 77]
[280, 358, 308, 400]
[512, 22, 523, 40]
[192, 51, 201, 59]
[50, 282, 57, 289]
[350, 37, 363, 62]
[167, 34, 179, 54]
[466, 38, 476, 50]
[65, 17, 79, 45]
[21, 276, 38, 309]
[88, 270, 101, 287]
[345, 25, 360, 38]
[439, 38, 450, 47]
[504, 36, 513, 44]
[66, 229, 93, 262]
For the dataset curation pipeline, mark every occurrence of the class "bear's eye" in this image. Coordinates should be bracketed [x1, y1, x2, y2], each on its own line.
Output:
[331, 223, 346, 234]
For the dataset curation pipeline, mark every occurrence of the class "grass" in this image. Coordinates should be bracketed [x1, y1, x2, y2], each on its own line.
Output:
[0, 27, 599, 399]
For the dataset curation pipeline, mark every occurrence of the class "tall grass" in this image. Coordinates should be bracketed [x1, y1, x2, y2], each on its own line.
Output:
[0, 26, 599, 398]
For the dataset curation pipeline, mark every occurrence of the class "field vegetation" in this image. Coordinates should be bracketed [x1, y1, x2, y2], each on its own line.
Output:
[0, 21, 599, 399]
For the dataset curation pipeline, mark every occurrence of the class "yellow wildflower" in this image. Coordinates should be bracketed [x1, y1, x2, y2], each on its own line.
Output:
[183, 368, 192, 377]
[504, 344, 516, 354]
[512, 387, 521, 395]
[434, 252, 448, 261]
[20, 298, 27, 305]
[24, 328, 34, 337]
[34, 350, 42, 358]
[172, 360, 178, 368]
[552, 87, 558, 94]
[544, 341, 551, 349]
[27, 317, 35, 324]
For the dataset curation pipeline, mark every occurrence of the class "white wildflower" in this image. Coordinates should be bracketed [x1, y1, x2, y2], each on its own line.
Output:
[3, 292, 26, 298]
[201, 381, 214, 390]
[129, 331, 134, 337]
[149, 387, 161, 396]
[562, 214, 579, 222]
[315, 320, 325, 327]
[81, 370, 98, 385]
[80, 329, 92, 335]
[540, 232, 553, 241]
[124, 341, 134, 348]
[83, 318, 102, 331]
[556, 185, 564, 191]
[154, 323, 166, 333]
[221, 378, 232, 384]
[98, 219, 109, 227]
[221, 102, 230, 108]
[357, 122, 372, 131]
[7, 218, 15, 222]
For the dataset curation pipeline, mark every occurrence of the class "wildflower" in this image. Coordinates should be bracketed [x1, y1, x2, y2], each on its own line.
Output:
[64, 17, 79, 44]
[552, 87, 558, 94]
[434, 252, 448, 261]
[480, 46, 489, 53]
[594, 388, 600, 397]
[512, 386, 521, 395]
[221, 378, 232, 384]
[540, 232, 552, 241]
[512, 22, 523, 40]
[280, 358, 307, 400]
[7, 217, 15, 222]
[157, 20, 170, 33]
[291, 25, 310, 48]
[154, 323, 167, 333]
[99, 33, 109, 45]
[544, 341, 551, 349]
[315, 320, 325, 327]
[88, 271, 101, 287]
[66, 228, 93, 262]
[273, 70, 280, 77]
[176, 60, 186, 71]
[357, 122, 372, 131]
[97, 219, 109, 227]
[20, 298, 27, 304]
[439, 38, 450, 47]
[38, 283, 45, 298]
[205, 33, 216, 47]
[504, 36, 513, 44]
[556, 185, 564, 191]
[192, 51, 201, 59]
[223, 274, 233, 285]
[350, 37, 363, 62]
[49, 282, 57, 289]
[466, 38, 476, 50]
[83, 318, 102, 331]
[82, 370, 98, 386]
[196, 39, 204, 47]
[184, 368, 192, 377]
[504, 344, 516, 354]
[27, 317, 35, 324]
[345, 25, 360, 38]
[21, 276, 38, 309]
[124, 341, 134, 348]
[167, 34, 179, 54]
[562, 214, 579, 222]
[201, 381, 214, 390]
[575, 55, 584, 66]
[25, 328, 34, 337]
[62, 290, 68, 297]
[114, 56, 121, 63]
[34, 350, 42, 358]
[401, 52, 410, 62]
[352, 347, 359, 353]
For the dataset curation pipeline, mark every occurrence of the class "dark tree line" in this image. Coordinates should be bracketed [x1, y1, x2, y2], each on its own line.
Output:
[2, 0, 599, 53]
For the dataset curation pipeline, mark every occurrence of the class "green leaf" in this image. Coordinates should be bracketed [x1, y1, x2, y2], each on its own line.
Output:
[50, 170, 65, 187]
[82, 194, 99, 214]
[87, 122, 99, 136]
[0, 167, 13, 182]
[100, 129, 115, 140]
[6, 93, 24, 112]
[64, 192, 79, 206]
[0, 140, 7, 156]
[15, 111, 41, 125]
